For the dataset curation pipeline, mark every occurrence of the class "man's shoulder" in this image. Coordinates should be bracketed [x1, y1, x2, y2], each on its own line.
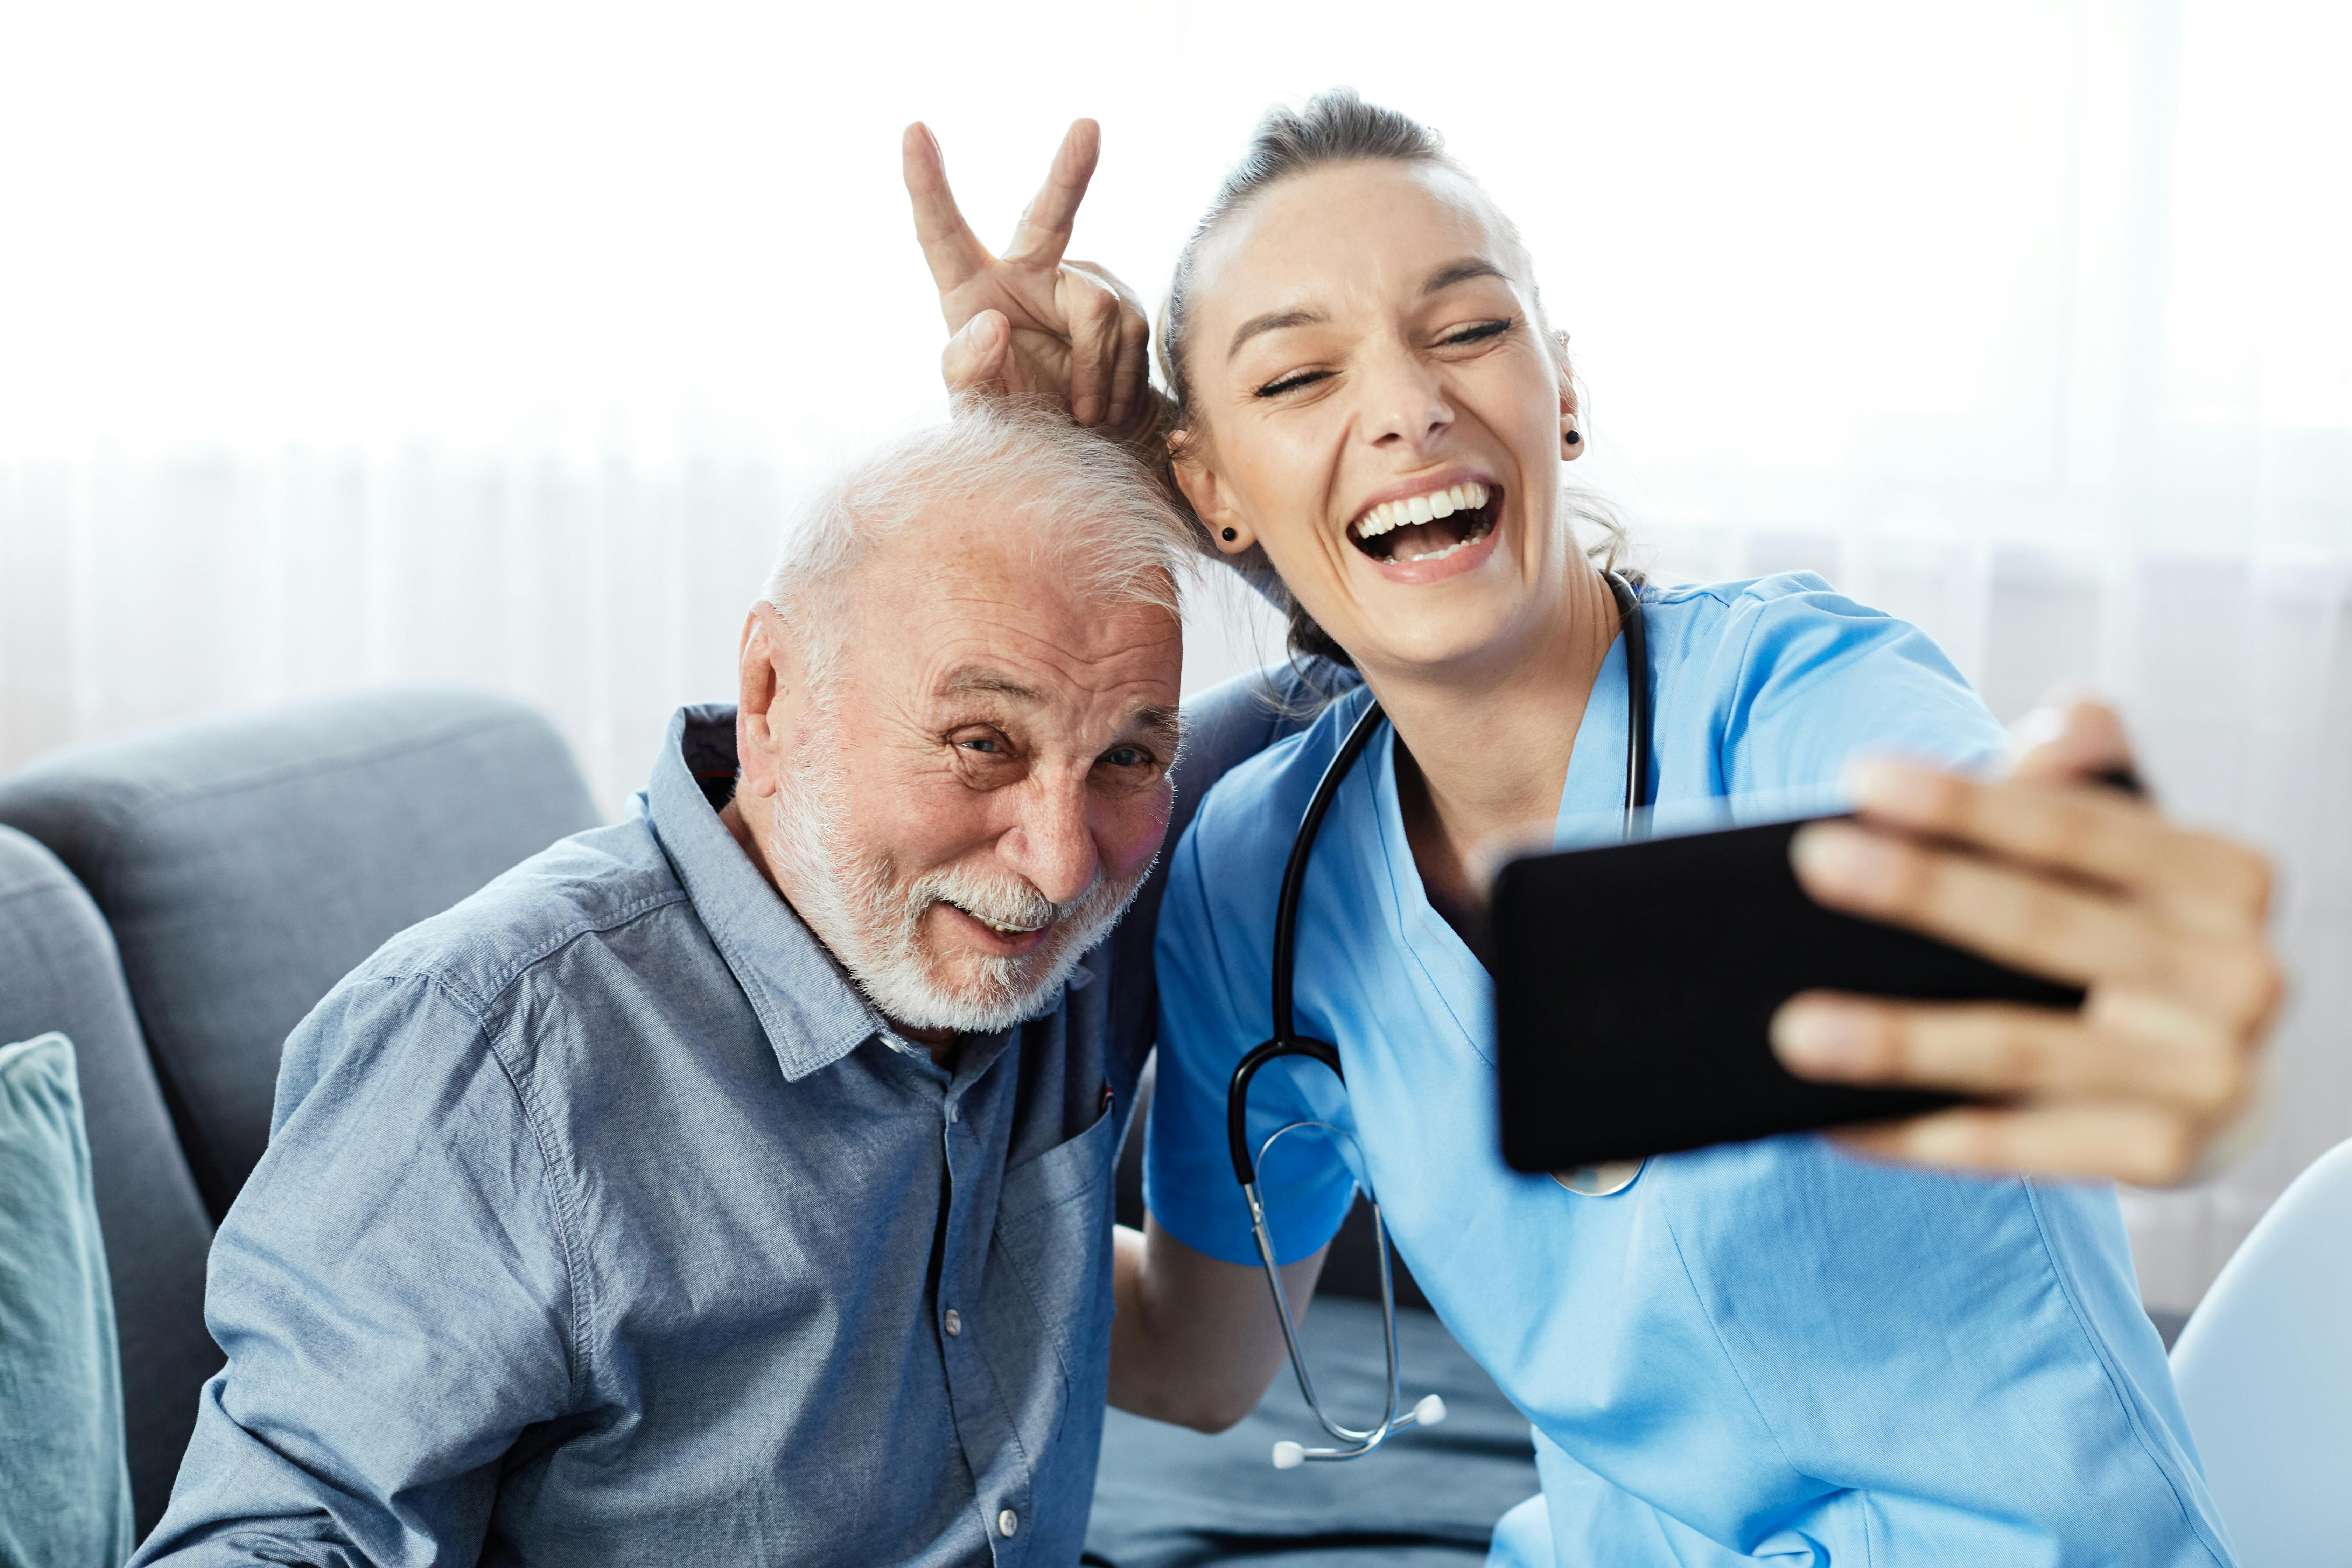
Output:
[355, 815, 692, 1012]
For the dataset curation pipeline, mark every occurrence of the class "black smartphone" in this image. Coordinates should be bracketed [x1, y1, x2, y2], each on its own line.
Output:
[1490, 816, 2084, 1172]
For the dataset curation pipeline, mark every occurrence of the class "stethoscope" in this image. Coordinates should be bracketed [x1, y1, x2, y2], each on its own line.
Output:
[1225, 570, 1653, 1470]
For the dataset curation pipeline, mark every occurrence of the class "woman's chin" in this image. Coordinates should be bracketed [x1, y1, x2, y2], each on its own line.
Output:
[1345, 580, 1549, 675]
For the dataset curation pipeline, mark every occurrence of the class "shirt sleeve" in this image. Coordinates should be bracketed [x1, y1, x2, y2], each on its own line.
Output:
[1710, 574, 2010, 796]
[131, 971, 579, 1568]
[1144, 800, 1360, 1269]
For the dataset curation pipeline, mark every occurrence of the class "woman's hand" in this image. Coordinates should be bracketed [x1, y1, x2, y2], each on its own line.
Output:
[1772, 700, 2284, 1185]
[903, 118, 1154, 430]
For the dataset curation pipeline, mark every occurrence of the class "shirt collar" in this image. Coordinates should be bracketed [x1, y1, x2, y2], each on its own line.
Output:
[640, 704, 880, 1082]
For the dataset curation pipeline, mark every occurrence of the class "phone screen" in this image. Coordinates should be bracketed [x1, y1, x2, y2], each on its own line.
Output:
[1490, 816, 2082, 1171]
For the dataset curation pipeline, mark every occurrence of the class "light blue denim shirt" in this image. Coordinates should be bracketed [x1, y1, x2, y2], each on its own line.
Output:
[134, 705, 1121, 1568]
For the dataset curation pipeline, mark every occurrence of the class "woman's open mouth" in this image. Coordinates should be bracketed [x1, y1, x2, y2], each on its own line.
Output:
[1347, 480, 1499, 565]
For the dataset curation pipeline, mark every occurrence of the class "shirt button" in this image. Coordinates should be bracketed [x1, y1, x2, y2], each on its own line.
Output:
[997, 1509, 1018, 1538]
[946, 1101, 960, 1123]
[943, 1308, 962, 1337]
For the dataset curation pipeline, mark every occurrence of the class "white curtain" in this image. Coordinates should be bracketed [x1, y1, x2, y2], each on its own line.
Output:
[1, 0, 2344, 1310]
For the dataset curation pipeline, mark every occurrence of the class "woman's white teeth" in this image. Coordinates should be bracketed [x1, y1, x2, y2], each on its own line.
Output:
[1355, 481, 1488, 540]
[1399, 533, 1477, 564]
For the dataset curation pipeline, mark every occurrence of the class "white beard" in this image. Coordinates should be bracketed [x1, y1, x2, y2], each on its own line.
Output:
[763, 718, 1149, 1035]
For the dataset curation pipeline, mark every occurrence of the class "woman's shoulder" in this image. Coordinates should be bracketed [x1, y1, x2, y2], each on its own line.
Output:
[1642, 569, 1887, 638]
[1640, 569, 2006, 778]
[1642, 569, 1957, 683]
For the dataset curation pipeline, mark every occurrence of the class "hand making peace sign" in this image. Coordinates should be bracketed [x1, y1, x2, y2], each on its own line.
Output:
[902, 119, 1156, 432]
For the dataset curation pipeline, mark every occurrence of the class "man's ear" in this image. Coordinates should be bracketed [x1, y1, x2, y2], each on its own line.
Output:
[735, 603, 804, 802]
[1169, 432, 1254, 553]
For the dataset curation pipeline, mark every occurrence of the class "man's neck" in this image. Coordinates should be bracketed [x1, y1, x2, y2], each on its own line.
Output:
[889, 1020, 960, 1064]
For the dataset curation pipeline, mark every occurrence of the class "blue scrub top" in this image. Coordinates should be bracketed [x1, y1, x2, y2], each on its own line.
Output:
[1146, 574, 2234, 1567]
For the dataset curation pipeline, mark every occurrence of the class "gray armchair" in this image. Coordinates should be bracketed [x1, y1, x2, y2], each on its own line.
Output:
[0, 826, 213, 1545]
[0, 688, 600, 1533]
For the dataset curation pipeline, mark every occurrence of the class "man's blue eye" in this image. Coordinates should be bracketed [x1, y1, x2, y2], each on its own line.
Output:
[964, 738, 1000, 754]
[1104, 748, 1145, 767]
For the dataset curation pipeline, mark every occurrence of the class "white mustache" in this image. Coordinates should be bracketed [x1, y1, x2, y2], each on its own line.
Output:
[914, 865, 1095, 935]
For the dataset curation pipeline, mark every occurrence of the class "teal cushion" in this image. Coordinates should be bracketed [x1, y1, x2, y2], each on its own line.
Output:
[0, 1034, 135, 1568]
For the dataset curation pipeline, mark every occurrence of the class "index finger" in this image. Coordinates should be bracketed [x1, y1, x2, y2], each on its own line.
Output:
[903, 121, 993, 294]
[1002, 118, 1100, 268]
[1848, 760, 2272, 927]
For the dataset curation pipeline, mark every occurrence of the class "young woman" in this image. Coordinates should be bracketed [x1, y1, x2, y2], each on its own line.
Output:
[904, 95, 2273, 1564]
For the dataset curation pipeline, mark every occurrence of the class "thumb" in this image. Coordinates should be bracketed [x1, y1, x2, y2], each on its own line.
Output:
[2006, 695, 2138, 788]
[942, 310, 1012, 398]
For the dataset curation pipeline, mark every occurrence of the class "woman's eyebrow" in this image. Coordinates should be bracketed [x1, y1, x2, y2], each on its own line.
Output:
[1423, 257, 1508, 295]
[1227, 307, 1326, 360]
[1226, 260, 1508, 361]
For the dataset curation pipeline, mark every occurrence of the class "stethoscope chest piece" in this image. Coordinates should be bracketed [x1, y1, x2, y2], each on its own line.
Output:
[1551, 1158, 1645, 1197]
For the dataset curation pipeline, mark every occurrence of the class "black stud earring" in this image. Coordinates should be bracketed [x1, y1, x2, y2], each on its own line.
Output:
[1221, 527, 1238, 542]
[1563, 429, 1582, 447]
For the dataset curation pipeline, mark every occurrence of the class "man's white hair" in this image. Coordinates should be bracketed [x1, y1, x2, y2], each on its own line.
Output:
[761, 399, 1200, 688]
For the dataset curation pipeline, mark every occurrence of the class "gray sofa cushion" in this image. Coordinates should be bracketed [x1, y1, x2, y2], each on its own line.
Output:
[0, 1032, 138, 1568]
[0, 689, 600, 1222]
[0, 827, 212, 1535]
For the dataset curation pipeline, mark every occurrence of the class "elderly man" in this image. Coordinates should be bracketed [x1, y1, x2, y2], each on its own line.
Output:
[134, 403, 1196, 1566]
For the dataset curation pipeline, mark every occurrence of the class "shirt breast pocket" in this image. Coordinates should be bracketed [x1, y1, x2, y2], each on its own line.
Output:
[983, 1101, 1118, 1452]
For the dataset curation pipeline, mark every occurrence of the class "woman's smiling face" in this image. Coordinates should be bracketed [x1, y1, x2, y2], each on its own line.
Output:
[1172, 159, 1580, 678]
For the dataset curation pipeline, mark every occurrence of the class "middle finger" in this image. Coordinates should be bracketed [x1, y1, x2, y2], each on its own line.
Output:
[1004, 119, 1101, 267]
[1770, 991, 2242, 1112]
[1849, 761, 2272, 929]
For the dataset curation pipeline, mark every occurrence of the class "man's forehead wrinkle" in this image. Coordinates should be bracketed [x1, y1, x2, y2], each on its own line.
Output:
[917, 593, 1181, 672]
[910, 624, 1178, 704]
[940, 665, 1046, 705]
[916, 648, 1177, 715]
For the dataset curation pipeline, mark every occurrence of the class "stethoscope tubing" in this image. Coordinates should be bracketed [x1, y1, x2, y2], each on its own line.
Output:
[1226, 569, 1651, 1467]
